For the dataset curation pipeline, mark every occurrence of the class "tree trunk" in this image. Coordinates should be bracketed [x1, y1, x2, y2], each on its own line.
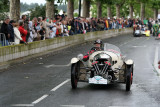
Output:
[10, 0, 20, 21]
[82, 0, 90, 18]
[129, 4, 133, 19]
[140, 2, 145, 20]
[46, 0, 54, 19]
[154, 8, 158, 20]
[107, 6, 112, 18]
[116, 5, 120, 18]
[67, 0, 74, 18]
[97, 1, 102, 18]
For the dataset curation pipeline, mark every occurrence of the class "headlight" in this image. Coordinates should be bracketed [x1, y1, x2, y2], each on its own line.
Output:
[77, 54, 83, 60]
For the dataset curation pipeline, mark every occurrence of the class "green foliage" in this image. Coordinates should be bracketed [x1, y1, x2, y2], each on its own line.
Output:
[0, 0, 9, 12]
[30, 5, 46, 20]
[0, 0, 9, 20]
[150, 0, 160, 9]
[74, 13, 78, 17]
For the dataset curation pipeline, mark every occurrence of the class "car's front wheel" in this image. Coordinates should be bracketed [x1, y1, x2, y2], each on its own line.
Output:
[71, 63, 79, 89]
[126, 66, 133, 91]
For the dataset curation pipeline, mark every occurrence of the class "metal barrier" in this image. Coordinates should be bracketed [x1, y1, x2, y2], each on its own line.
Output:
[0, 33, 6, 47]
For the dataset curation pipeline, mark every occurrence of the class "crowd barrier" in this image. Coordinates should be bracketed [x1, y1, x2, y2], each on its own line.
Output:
[0, 33, 7, 47]
[0, 28, 132, 63]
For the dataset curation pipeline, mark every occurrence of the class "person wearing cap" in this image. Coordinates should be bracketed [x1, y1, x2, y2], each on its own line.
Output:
[83, 39, 103, 61]
[8, 20, 16, 44]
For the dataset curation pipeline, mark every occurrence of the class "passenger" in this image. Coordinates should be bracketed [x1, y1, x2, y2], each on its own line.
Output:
[83, 39, 103, 61]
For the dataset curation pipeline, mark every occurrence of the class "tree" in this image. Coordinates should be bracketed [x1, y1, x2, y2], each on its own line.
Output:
[150, 0, 160, 20]
[127, 0, 136, 19]
[113, 0, 125, 18]
[82, 0, 91, 18]
[139, 0, 150, 20]
[46, 0, 55, 19]
[67, 0, 74, 18]
[97, 0, 102, 18]
[10, 0, 20, 21]
[101, 0, 114, 18]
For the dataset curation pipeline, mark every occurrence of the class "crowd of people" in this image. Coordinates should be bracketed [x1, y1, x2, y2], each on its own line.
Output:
[0, 12, 157, 46]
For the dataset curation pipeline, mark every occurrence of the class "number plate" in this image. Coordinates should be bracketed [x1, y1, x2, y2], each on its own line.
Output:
[89, 76, 107, 84]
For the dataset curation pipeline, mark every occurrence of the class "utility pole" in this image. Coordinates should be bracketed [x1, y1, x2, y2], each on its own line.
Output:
[79, 0, 81, 17]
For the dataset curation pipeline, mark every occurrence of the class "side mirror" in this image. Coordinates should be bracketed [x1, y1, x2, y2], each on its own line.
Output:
[77, 54, 84, 61]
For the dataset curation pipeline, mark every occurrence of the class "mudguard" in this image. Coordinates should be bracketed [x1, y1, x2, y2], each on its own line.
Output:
[71, 58, 79, 64]
[125, 59, 134, 65]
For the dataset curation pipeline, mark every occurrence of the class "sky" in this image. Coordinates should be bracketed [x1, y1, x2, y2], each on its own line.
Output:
[21, 0, 46, 5]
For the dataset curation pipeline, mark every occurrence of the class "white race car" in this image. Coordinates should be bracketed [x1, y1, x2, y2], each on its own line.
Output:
[70, 43, 134, 91]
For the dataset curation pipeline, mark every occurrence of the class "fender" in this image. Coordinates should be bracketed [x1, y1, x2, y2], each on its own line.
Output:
[125, 59, 134, 65]
[71, 57, 79, 64]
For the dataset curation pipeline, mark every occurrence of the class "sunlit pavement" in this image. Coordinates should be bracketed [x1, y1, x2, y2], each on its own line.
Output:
[0, 34, 160, 107]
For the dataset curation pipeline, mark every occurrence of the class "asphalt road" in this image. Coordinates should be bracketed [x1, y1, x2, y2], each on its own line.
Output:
[0, 33, 160, 107]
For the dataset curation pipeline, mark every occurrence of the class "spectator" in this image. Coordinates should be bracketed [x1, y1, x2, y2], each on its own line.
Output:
[50, 23, 57, 38]
[22, 15, 30, 42]
[13, 23, 23, 45]
[19, 21, 27, 43]
[8, 20, 16, 44]
[41, 17, 52, 39]
[28, 20, 34, 42]
[0, 18, 10, 46]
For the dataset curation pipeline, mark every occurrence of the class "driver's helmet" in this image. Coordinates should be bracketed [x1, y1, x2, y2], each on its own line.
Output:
[94, 39, 102, 45]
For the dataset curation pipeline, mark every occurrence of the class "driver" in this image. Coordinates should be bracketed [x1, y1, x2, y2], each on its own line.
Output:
[83, 39, 103, 61]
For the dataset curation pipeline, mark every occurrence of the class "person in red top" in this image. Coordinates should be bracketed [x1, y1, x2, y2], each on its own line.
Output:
[19, 21, 28, 42]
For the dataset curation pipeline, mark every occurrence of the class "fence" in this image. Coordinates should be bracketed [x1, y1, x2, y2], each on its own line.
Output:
[0, 33, 6, 47]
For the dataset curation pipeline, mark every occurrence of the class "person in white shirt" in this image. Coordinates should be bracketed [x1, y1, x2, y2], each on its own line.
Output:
[13, 23, 23, 45]
[50, 23, 57, 38]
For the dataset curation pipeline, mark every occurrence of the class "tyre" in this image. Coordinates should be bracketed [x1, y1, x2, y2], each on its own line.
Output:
[126, 66, 133, 91]
[71, 63, 79, 89]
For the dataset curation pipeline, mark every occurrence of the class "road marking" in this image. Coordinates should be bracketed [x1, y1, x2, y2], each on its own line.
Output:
[119, 38, 139, 46]
[154, 47, 160, 75]
[11, 104, 34, 106]
[32, 94, 48, 104]
[109, 106, 128, 107]
[61, 105, 85, 107]
[45, 63, 71, 68]
[132, 45, 146, 48]
[51, 79, 70, 91]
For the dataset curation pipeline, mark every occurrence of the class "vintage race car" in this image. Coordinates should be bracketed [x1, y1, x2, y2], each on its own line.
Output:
[70, 43, 134, 91]
[134, 25, 150, 37]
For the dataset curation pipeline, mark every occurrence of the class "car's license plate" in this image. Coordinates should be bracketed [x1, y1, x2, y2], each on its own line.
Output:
[89, 76, 107, 84]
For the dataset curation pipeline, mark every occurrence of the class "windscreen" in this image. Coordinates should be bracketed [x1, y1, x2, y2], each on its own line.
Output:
[103, 43, 121, 55]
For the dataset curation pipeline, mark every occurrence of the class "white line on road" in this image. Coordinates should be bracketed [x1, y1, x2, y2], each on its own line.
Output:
[132, 45, 146, 48]
[61, 105, 85, 107]
[109, 106, 128, 107]
[45, 63, 71, 68]
[154, 47, 160, 75]
[51, 79, 70, 91]
[32, 94, 48, 104]
[11, 104, 34, 106]
[119, 38, 140, 46]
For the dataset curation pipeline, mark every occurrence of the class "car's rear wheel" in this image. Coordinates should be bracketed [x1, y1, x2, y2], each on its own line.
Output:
[71, 63, 79, 89]
[126, 66, 133, 91]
